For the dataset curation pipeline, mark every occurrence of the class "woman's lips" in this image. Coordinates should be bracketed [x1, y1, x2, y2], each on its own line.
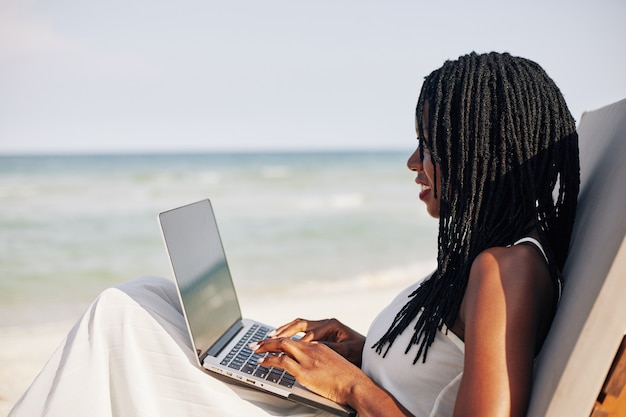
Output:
[419, 184, 432, 200]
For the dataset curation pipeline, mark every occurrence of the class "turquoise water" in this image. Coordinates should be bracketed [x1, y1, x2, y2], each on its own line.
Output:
[0, 151, 438, 326]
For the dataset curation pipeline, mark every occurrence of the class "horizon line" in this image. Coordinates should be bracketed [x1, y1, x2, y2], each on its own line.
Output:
[0, 146, 411, 157]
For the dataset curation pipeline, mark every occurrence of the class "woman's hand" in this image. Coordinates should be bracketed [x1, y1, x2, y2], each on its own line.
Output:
[251, 337, 367, 405]
[251, 338, 414, 417]
[270, 318, 366, 366]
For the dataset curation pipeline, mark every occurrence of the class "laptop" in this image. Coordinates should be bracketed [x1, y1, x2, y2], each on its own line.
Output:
[158, 199, 356, 417]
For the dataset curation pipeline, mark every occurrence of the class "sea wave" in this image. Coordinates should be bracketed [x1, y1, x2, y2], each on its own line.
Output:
[291, 193, 364, 212]
[0, 151, 438, 327]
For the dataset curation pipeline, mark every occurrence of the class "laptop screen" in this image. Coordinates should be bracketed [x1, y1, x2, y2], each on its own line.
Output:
[159, 199, 242, 356]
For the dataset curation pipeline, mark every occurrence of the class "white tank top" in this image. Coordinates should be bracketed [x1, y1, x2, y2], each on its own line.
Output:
[361, 237, 549, 417]
[361, 277, 464, 417]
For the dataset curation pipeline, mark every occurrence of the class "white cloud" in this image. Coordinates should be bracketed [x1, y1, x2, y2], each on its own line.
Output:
[0, 1, 162, 80]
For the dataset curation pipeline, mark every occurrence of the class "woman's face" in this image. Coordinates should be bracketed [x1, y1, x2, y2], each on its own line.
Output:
[407, 102, 441, 219]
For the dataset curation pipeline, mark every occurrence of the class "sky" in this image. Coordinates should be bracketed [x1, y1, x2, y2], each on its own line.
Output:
[1, 0, 625, 154]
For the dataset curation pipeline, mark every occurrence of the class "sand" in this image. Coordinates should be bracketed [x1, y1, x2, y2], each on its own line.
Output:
[0, 270, 427, 416]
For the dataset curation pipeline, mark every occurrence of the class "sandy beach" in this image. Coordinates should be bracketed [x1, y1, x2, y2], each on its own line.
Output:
[0, 269, 429, 416]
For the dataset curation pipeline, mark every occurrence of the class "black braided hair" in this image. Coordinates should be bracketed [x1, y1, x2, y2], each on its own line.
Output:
[372, 52, 580, 363]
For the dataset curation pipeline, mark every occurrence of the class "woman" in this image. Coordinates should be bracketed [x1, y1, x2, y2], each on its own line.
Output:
[10, 52, 579, 417]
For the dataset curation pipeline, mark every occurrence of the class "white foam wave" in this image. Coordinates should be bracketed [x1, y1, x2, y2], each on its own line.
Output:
[313, 260, 436, 292]
[260, 165, 289, 179]
[292, 193, 364, 212]
[238, 260, 438, 299]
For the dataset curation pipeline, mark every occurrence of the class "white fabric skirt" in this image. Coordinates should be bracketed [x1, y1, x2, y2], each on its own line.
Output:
[9, 276, 330, 417]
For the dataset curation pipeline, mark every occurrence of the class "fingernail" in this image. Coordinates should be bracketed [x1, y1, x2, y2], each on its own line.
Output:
[249, 342, 259, 350]
[257, 357, 265, 364]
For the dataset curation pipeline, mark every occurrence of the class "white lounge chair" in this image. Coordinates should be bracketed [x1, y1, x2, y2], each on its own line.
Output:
[528, 98, 626, 417]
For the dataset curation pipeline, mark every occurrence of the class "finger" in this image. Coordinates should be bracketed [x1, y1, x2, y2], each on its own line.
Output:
[271, 318, 320, 338]
[299, 320, 339, 343]
[251, 337, 307, 363]
[250, 337, 284, 355]
[257, 349, 301, 375]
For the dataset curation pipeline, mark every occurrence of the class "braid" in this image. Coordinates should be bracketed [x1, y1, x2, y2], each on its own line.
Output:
[372, 52, 580, 363]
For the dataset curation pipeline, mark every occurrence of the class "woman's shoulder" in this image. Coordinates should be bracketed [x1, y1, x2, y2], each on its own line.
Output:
[461, 244, 555, 330]
[471, 243, 550, 287]
[462, 244, 554, 315]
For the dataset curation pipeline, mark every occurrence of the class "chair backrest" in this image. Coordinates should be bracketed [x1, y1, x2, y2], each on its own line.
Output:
[527, 98, 626, 417]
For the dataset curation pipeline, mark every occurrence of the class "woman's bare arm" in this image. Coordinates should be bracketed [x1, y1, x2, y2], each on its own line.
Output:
[453, 245, 554, 417]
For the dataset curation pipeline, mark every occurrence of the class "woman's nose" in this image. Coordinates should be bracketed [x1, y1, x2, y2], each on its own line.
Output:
[407, 147, 422, 172]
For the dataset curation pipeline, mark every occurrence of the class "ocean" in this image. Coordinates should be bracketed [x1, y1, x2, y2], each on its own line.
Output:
[0, 151, 438, 327]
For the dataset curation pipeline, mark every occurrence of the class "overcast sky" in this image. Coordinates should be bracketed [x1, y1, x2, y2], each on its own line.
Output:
[1, 0, 625, 154]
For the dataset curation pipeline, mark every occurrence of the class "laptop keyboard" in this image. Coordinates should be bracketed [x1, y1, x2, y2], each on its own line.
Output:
[220, 324, 296, 388]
